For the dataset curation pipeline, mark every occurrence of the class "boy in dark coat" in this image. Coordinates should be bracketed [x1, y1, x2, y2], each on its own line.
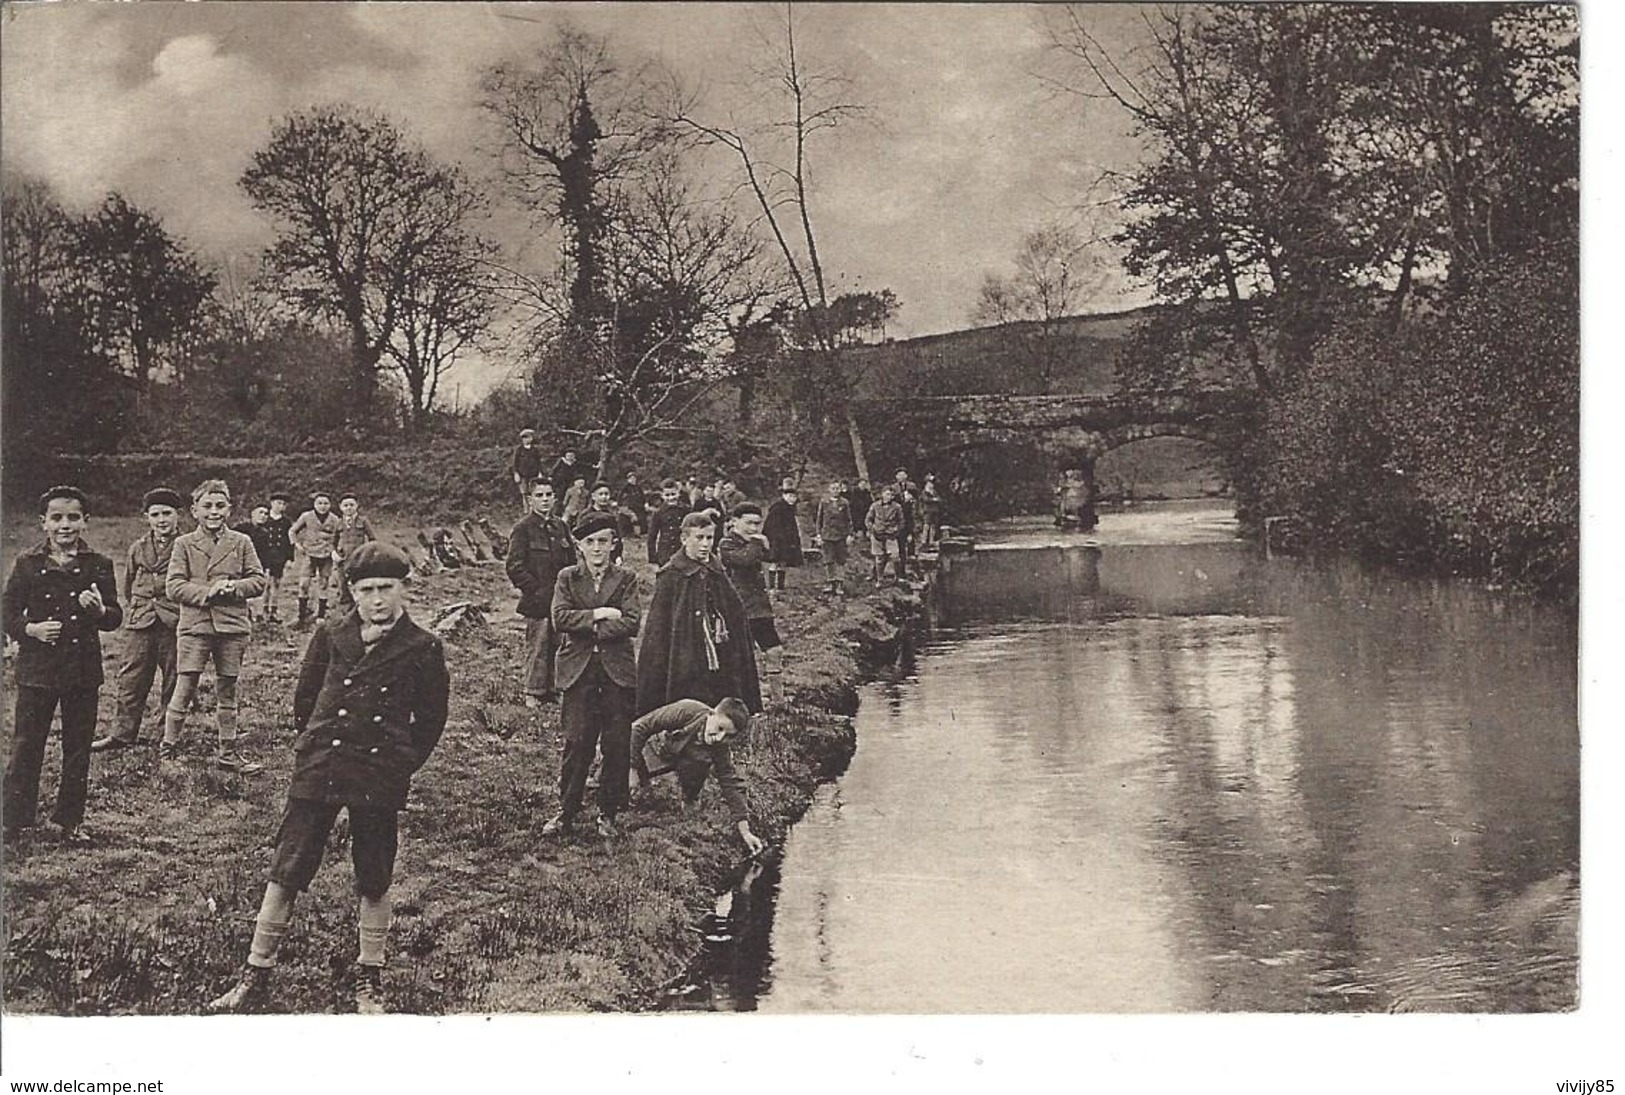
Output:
[762, 478, 804, 592]
[647, 479, 688, 566]
[631, 696, 764, 855]
[718, 503, 785, 705]
[506, 480, 576, 705]
[94, 487, 182, 752]
[544, 513, 641, 838]
[205, 543, 449, 1015]
[509, 428, 544, 512]
[638, 512, 762, 716]
[261, 493, 295, 620]
[3, 486, 123, 842]
[616, 471, 649, 537]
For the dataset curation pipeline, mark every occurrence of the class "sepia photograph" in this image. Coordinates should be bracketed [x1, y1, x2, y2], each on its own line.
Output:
[0, 0, 1602, 1088]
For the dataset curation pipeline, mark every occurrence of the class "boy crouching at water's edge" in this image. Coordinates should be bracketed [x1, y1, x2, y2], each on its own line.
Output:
[206, 543, 449, 1015]
[631, 696, 764, 856]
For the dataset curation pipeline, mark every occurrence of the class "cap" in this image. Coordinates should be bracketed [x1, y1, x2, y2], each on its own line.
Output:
[142, 488, 185, 512]
[344, 542, 412, 583]
[572, 512, 619, 540]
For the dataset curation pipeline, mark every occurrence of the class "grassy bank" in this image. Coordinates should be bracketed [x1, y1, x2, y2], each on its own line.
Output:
[1, 515, 918, 1014]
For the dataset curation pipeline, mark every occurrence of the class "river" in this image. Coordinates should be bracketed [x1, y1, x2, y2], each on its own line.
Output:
[710, 501, 1579, 1013]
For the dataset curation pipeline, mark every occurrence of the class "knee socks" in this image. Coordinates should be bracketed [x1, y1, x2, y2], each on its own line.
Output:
[216, 677, 239, 748]
[162, 673, 200, 745]
[248, 884, 296, 969]
[358, 894, 391, 967]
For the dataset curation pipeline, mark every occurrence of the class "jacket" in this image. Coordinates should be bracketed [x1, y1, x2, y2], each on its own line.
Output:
[234, 521, 284, 579]
[647, 504, 687, 565]
[166, 527, 267, 637]
[552, 563, 641, 690]
[261, 515, 294, 568]
[2, 540, 123, 690]
[636, 551, 761, 715]
[717, 530, 773, 620]
[865, 499, 905, 538]
[289, 510, 342, 559]
[290, 610, 450, 810]
[631, 698, 749, 822]
[814, 497, 853, 541]
[763, 498, 804, 566]
[506, 511, 576, 618]
[335, 515, 377, 557]
[122, 531, 180, 631]
[510, 443, 544, 483]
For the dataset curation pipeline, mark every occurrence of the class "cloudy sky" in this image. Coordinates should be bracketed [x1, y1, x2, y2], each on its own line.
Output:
[2, 1, 1154, 397]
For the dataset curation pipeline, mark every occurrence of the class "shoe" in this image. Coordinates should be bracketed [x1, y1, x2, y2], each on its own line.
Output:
[353, 964, 386, 1015]
[91, 735, 136, 752]
[204, 964, 271, 1015]
[596, 816, 618, 838]
[541, 813, 573, 837]
[215, 752, 265, 775]
[159, 742, 183, 761]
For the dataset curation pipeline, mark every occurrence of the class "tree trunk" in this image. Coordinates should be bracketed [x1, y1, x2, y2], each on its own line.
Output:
[844, 402, 870, 484]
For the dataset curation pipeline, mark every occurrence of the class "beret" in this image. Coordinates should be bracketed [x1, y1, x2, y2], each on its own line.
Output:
[731, 501, 764, 518]
[344, 542, 412, 582]
[572, 512, 619, 540]
[142, 488, 185, 512]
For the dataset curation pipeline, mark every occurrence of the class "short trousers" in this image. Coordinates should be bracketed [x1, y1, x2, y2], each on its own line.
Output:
[264, 559, 288, 579]
[869, 535, 900, 558]
[821, 539, 849, 565]
[748, 617, 783, 652]
[269, 797, 400, 899]
[176, 632, 248, 676]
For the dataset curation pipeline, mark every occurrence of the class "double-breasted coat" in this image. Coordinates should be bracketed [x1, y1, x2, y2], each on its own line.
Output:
[2, 540, 123, 690]
[763, 498, 804, 566]
[506, 511, 576, 619]
[166, 528, 266, 636]
[289, 611, 450, 810]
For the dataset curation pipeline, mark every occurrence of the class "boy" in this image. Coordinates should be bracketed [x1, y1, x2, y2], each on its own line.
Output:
[616, 471, 648, 537]
[3, 486, 123, 842]
[163, 479, 268, 774]
[646, 479, 687, 566]
[290, 492, 342, 625]
[717, 503, 786, 705]
[234, 504, 280, 620]
[333, 494, 378, 609]
[509, 428, 544, 512]
[93, 488, 183, 752]
[560, 475, 590, 526]
[544, 513, 641, 838]
[585, 482, 626, 563]
[506, 480, 575, 705]
[814, 480, 854, 597]
[631, 696, 764, 855]
[762, 478, 804, 592]
[865, 485, 905, 588]
[205, 544, 449, 1015]
[261, 493, 295, 620]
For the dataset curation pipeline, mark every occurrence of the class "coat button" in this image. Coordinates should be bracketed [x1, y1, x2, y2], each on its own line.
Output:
[370, 747, 379, 754]
[373, 715, 383, 723]
[380, 686, 388, 693]
[332, 739, 342, 747]
[338, 708, 348, 716]
[343, 677, 353, 686]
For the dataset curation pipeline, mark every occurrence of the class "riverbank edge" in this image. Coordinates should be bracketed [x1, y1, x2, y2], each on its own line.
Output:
[622, 581, 931, 1011]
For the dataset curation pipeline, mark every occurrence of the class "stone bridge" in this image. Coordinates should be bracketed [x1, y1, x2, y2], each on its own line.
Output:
[856, 386, 1258, 524]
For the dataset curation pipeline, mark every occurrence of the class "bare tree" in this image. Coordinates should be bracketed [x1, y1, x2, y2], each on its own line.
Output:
[670, 3, 875, 479]
[386, 228, 497, 434]
[240, 104, 491, 420]
[973, 221, 1112, 388]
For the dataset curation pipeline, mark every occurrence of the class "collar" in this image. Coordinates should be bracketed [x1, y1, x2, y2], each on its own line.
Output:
[664, 551, 719, 576]
[29, 537, 89, 559]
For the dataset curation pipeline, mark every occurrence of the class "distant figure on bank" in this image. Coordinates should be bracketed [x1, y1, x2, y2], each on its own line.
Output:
[290, 492, 341, 625]
[865, 484, 905, 588]
[544, 513, 641, 839]
[94, 487, 182, 753]
[164, 479, 267, 774]
[549, 448, 584, 500]
[509, 428, 544, 512]
[333, 494, 378, 609]
[261, 493, 295, 620]
[638, 512, 762, 716]
[631, 697, 764, 855]
[763, 478, 804, 592]
[647, 479, 688, 567]
[234, 505, 280, 618]
[718, 502, 786, 705]
[815, 480, 854, 598]
[848, 479, 873, 531]
[506, 480, 575, 706]
[617, 471, 649, 537]
[3, 486, 123, 844]
[205, 543, 449, 1016]
[561, 475, 590, 527]
[917, 473, 944, 549]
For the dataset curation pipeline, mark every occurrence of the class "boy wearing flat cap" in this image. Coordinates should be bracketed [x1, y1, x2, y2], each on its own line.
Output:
[94, 487, 184, 752]
[543, 512, 641, 838]
[207, 542, 449, 1015]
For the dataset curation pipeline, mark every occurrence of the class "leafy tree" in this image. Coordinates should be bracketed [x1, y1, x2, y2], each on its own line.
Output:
[240, 105, 492, 423]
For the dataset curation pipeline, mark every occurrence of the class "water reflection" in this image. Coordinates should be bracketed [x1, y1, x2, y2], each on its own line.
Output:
[755, 512, 1577, 1013]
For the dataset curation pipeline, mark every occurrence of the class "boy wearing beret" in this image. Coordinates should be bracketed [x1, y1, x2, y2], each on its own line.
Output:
[3, 486, 123, 842]
[94, 487, 185, 752]
[206, 543, 449, 1015]
[543, 512, 641, 838]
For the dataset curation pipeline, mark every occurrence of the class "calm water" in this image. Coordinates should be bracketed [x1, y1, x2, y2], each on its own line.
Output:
[748, 503, 1579, 1012]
